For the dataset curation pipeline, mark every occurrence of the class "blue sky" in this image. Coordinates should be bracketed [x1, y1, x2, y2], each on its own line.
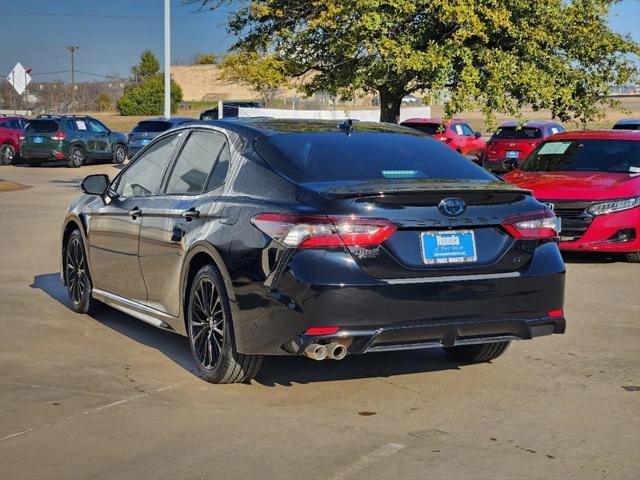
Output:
[1, 0, 639, 83]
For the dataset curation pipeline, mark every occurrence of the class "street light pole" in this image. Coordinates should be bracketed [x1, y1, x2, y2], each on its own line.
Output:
[164, 0, 171, 119]
[67, 46, 79, 112]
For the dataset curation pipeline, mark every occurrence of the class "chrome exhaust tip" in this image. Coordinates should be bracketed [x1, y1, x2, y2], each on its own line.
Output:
[326, 342, 347, 361]
[304, 343, 328, 361]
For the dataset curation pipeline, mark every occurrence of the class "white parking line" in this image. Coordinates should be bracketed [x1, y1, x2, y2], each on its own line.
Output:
[331, 443, 405, 480]
[0, 384, 178, 442]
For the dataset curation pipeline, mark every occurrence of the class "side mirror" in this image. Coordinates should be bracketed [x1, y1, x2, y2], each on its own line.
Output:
[501, 159, 518, 171]
[81, 174, 109, 196]
[475, 131, 482, 138]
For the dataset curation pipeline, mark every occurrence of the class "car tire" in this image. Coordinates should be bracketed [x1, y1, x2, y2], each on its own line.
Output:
[626, 252, 640, 263]
[444, 341, 511, 363]
[187, 264, 262, 384]
[68, 146, 85, 168]
[0, 144, 16, 165]
[28, 158, 40, 167]
[65, 230, 94, 314]
[112, 143, 127, 164]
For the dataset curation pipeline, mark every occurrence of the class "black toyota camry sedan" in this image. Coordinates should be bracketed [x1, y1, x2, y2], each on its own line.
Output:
[60, 119, 566, 383]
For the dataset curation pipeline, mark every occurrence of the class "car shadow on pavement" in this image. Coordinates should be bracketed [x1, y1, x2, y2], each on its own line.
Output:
[32, 272, 462, 386]
[255, 349, 460, 387]
[31, 273, 196, 375]
[561, 251, 626, 264]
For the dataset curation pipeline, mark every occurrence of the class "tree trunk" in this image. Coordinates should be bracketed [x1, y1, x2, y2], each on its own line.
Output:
[378, 88, 404, 123]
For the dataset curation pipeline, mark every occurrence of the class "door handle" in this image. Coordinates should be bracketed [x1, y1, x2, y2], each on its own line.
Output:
[181, 208, 200, 221]
[129, 207, 142, 219]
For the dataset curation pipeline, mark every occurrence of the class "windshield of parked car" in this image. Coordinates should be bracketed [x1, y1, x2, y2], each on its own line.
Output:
[255, 131, 495, 183]
[522, 139, 640, 173]
[613, 123, 640, 130]
[493, 127, 542, 140]
[25, 120, 59, 133]
[403, 123, 442, 135]
[133, 121, 172, 133]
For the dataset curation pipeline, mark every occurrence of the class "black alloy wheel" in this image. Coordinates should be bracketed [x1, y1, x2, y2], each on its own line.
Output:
[187, 264, 262, 383]
[65, 230, 93, 313]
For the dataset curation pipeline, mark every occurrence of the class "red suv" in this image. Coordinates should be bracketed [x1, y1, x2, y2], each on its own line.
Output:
[400, 118, 485, 160]
[483, 121, 564, 173]
[504, 130, 640, 262]
[0, 115, 27, 165]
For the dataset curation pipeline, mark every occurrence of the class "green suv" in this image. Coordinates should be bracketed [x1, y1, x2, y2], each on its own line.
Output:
[21, 115, 128, 167]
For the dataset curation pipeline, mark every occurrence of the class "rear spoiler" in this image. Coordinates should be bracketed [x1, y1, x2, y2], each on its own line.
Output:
[301, 179, 529, 200]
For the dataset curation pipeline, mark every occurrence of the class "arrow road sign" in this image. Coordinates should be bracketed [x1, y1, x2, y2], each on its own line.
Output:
[6, 62, 32, 96]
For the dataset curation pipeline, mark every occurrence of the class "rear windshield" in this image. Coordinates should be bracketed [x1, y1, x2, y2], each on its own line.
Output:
[402, 123, 442, 135]
[254, 132, 494, 183]
[26, 120, 59, 133]
[613, 123, 640, 130]
[522, 139, 640, 173]
[133, 121, 172, 133]
[493, 127, 542, 140]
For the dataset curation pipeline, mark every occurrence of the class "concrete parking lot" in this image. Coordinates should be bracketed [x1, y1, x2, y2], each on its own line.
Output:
[0, 162, 639, 480]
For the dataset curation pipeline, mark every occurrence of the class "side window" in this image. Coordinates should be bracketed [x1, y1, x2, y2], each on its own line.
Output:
[66, 120, 76, 131]
[453, 124, 464, 135]
[116, 133, 182, 197]
[460, 123, 475, 136]
[165, 130, 229, 194]
[88, 119, 108, 133]
[75, 119, 88, 131]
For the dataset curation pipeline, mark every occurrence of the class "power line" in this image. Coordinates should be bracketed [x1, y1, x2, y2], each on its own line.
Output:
[2, 11, 214, 21]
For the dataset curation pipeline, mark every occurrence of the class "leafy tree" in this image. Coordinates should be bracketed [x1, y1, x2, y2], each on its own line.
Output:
[194, 53, 221, 65]
[95, 93, 113, 112]
[219, 52, 290, 105]
[130, 50, 160, 84]
[117, 75, 183, 116]
[206, 0, 639, 124]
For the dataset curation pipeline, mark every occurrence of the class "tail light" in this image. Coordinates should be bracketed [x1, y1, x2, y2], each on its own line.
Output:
[251, 213, 397, 249]
[52, 131, 66, 140]
[305, 326, 340, 335]
[548, 309, 564, 318]
[502, 210, 558, 239]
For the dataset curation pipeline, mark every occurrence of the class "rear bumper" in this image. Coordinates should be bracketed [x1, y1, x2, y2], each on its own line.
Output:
[291, 314, 565, 356]
[231, 242, 566, 355]
[20, 148, 68, 161]
[559, 207, 640, 253]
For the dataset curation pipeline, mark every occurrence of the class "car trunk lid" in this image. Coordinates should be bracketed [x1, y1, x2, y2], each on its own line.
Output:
[299, 179, 544, 280]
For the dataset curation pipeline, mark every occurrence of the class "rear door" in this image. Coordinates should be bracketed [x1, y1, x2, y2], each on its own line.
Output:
[138, 128, 230, 316]
[87, 118, 111, 158]
[88, 131, 185, 303]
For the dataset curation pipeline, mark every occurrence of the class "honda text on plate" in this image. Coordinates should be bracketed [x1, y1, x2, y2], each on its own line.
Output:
[60, 119, 566, 383]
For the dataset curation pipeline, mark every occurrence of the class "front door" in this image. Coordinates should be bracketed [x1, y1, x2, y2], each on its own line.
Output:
[89, 196, 149, 303]
[138, 129, 230, 316]
[88, 131, 185, 303]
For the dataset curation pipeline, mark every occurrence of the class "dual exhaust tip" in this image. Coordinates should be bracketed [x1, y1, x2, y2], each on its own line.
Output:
[304, 342, 347, 361]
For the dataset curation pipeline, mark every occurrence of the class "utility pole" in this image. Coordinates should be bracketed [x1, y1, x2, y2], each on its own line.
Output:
[164, 0, 171, 118]
[67, 46, 79, 111]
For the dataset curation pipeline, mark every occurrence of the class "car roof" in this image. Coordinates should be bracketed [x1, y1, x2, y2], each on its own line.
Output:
[546, 130, 640, 141]
[614, 119, 640, 125]
[498, 121, 561, 128]
[195, 118, 413, 138]
[0, 115, 24, 121]
[138, 117, 196, 124]
[401, 118, 465, 125]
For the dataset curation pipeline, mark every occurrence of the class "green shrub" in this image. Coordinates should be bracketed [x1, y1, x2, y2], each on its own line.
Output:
[117, 75, 183, 116]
